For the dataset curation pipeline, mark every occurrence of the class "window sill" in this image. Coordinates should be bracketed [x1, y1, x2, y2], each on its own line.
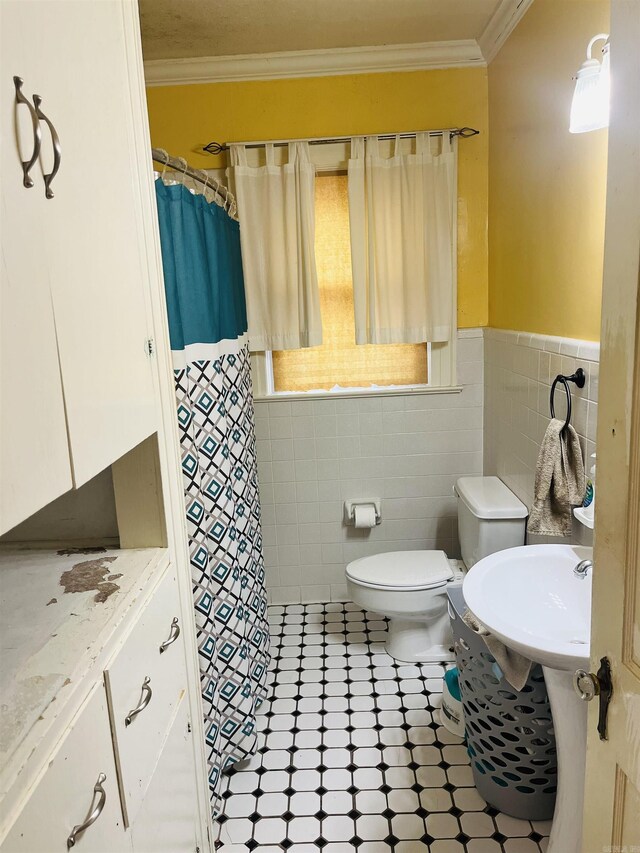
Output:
[253, 385, 463, 403]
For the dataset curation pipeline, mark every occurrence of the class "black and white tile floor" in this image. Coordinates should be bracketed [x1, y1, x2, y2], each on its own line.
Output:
[214, 602, 551, 852]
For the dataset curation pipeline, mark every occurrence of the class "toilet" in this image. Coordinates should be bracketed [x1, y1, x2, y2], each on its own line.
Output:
[345, 476, 527, 662]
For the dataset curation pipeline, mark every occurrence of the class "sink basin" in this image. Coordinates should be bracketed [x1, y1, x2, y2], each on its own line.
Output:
[462, 544, 594, 853]
[463, 543, 592, 670]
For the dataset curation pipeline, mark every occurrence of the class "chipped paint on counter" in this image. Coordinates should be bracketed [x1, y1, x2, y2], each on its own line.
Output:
[0, 546, 169, 825]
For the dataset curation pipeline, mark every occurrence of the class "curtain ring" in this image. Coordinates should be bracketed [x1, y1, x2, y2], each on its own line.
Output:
[158, 149, 169, 180]
[201, 170, 210, 197]
[177, 156, 189, 184]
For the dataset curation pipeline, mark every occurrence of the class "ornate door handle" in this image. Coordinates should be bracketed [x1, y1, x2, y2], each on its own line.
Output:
[13, 76, 41, 188]
[159, 617, 180, 653]
[124, 676, 152, 726]
[66, 772, 107, 848]
[33, 94, 61, 199]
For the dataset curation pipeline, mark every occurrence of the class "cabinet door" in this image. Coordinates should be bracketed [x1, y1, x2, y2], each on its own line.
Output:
[105, 569, 188, 826]
[130, 697, 200, 853]
[2, 684, 131, 853]
[21, 0, 158, 487]
[0, 7, 73, 534]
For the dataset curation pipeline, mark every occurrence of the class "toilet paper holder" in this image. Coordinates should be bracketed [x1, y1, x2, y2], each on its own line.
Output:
[344, 500, 382, 526]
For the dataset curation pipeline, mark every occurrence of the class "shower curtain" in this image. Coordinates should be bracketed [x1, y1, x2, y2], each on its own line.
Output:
[154, 179, 270, 817]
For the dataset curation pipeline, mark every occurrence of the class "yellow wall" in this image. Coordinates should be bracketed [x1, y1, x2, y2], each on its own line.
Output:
[488, 0, 609, 341]
[146, 68, 489, 329]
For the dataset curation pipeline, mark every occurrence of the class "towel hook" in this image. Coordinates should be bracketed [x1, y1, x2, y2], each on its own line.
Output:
[550, 368, 586, 433]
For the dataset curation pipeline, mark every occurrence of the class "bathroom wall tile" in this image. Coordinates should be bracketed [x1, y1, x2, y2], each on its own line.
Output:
[484, 328, 599, 546]
[316, 437, 339, 459]
[294, 460, 318, 481]
[269, 401, 291, 418]
[276, 524, 299, 546]
[257, 461, 273, 484]
[330, 583, 349, 601]
[296, 481, 319, 503]
[292, 416, 316, 439]
[256, 330, 484, 600]
[272, 461, 296, 483]
[301, 585, 331, 603]
[299, 523, 322, 544]
[314, 415, 338, 437]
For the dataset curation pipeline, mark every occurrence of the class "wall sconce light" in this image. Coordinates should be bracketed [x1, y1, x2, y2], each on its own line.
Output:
[569, 33, 610, 134]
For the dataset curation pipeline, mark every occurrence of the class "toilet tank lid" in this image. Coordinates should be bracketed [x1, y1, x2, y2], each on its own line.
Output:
[455, 476, 528, 520]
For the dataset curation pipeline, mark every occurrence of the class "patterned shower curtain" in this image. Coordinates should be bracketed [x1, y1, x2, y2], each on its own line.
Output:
[154, 179, 270, 816]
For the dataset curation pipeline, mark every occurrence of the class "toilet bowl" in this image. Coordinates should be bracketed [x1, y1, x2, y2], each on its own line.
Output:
[346, 550, 461, 662]
[345, 476, 528, 663]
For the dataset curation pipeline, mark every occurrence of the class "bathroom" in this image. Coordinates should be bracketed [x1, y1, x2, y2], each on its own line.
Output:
[0, 1, 638, 852]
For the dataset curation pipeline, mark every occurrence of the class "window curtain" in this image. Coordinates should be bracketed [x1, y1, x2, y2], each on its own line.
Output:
[154, 179, 270, 818]
[348, 133, 456, 345]
[228, 141, 322, 350]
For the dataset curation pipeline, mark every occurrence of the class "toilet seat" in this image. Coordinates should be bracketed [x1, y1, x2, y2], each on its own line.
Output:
[346, 549, 453, 592]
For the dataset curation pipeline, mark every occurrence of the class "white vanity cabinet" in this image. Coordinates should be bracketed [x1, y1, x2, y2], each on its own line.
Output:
[0, 0, 158, 534]
[0, 552, 206, 853]
[3, 684, 130, 853]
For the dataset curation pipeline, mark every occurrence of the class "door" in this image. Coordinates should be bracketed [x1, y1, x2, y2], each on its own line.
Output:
[581, 1, 640, 848]
[2, 683, 131, 853]
[0, 5, 73, 534]
[19, 0, 157, 487]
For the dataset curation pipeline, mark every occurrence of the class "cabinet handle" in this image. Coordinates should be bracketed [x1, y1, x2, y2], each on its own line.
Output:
[13, 76, 41, 188]
[159, 617, 180, 653]
[124, 676, 152, 726]
[32, 94, 61, 199]
[66, 772, 107, 849]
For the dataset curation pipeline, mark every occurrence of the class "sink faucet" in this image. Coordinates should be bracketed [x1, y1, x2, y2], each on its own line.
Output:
[574, 559, 592, 578]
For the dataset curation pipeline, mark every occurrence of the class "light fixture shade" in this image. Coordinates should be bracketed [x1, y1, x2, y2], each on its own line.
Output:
[570, 34, 610, 134]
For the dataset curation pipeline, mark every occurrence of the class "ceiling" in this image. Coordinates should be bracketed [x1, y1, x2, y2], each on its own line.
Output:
[139, 0, 503, 62]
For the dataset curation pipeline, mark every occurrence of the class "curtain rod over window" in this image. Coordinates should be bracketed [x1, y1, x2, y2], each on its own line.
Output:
[203, 126, 479, 156]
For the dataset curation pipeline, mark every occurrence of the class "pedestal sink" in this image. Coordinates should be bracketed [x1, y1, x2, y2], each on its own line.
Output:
[463, 544, 593, 853]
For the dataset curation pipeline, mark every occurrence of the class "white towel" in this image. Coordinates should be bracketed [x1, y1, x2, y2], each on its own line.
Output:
[462, 610, 532, 691]
[528, 418, 585, 537]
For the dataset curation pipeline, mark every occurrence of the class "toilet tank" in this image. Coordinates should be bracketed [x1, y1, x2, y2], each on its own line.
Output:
[455, 476, 527, 568]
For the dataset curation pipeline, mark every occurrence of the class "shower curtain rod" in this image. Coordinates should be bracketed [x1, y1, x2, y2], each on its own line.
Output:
[203, 126, 480, 155]
[152, 147, 236, 212]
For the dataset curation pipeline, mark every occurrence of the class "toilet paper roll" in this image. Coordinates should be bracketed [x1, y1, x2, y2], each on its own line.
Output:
[354, 504, 377, 529]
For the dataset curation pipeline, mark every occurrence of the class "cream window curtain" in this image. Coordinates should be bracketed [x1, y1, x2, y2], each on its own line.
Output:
[228, 142, 322, 351]
[348, 133, 456, 345]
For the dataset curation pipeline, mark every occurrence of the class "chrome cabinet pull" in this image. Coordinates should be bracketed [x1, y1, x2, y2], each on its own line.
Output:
[33, 94, 61, 199]
[13, 76, 41, 188]
[66, 772, 107, 849]
[125, 676, 152, 726]
[159, 617, 180, 653]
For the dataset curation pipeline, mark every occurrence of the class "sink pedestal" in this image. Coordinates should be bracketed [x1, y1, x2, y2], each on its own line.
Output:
[543, 666, 588, 853]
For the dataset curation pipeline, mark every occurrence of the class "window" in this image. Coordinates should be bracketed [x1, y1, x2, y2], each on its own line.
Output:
[272, 174, 428, 393]
[246, 139, 457, 398]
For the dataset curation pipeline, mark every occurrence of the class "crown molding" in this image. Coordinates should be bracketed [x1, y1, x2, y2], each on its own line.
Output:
[478, 0, 534, 63]
[144, 40, 485, 87]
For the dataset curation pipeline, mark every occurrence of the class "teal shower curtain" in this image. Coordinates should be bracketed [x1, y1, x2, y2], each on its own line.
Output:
[155, 179, 270, 816]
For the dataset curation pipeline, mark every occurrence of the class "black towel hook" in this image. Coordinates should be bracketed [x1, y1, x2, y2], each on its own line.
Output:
[550, 368, 586, 432]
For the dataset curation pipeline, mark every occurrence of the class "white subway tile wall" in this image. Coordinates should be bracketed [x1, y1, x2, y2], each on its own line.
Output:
[254, 330, 484, 605]
[484, 328, 599, 544]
